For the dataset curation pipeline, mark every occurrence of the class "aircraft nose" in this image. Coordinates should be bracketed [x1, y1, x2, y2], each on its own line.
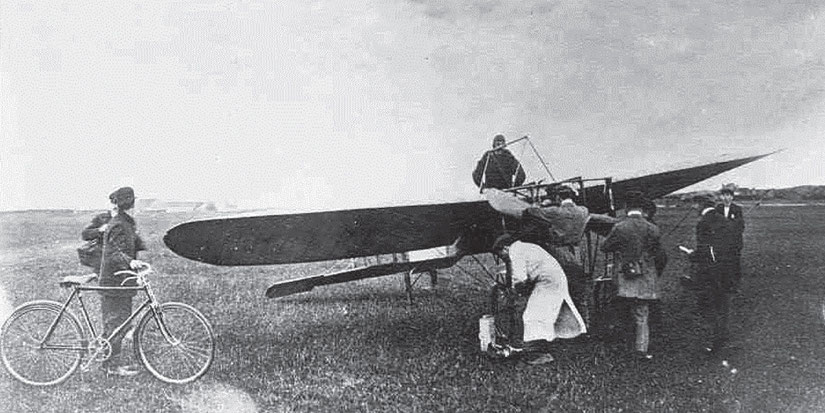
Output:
[163, 221, 224, 264]
[163, 225, 191, 259]
[162, 231, 172, 249]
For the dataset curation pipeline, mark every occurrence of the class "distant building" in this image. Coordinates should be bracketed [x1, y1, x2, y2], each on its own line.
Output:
[136, 199, 216, 212]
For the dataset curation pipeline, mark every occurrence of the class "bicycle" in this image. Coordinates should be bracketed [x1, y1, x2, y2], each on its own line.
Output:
[0, 264, 214, 386]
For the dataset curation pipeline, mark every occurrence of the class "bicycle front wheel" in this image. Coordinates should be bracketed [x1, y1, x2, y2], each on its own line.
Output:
[134, 302, 214, 384]
[1, 300, 83, 386]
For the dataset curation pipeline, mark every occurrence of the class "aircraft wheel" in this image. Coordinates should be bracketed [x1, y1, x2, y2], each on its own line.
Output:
[488, 285, 520, 345]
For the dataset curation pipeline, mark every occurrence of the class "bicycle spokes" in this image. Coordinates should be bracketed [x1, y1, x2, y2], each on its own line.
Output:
[1, 302, 83, 386]
[134, 302, 214, 384]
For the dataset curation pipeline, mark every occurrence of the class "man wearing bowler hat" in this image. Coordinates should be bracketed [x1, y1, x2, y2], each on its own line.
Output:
[716, 187, 745, 291]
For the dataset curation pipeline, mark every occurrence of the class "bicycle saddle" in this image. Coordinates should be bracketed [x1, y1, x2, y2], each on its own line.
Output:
[59, 274, 98, 288]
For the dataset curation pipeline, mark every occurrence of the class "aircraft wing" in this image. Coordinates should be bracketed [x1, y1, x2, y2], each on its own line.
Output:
[583, 152, 775, 213]
[164, 152, 774, 267]
[163, 201, 500, 266]
[265, 254, 462, 298]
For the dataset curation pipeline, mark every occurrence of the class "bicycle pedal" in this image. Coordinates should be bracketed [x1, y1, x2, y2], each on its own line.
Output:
[80, 358, 96, 373]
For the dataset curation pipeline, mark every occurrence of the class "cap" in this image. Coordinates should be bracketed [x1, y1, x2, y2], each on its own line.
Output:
[624, 191, 646, 209]
[492, 233, 516, 251]
[109, 187, 135, 209]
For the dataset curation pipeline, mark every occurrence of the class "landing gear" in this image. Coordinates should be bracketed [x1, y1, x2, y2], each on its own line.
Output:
[403, 269, 438, 303]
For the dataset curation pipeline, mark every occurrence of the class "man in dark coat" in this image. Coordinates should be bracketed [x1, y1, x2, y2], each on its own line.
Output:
[472, 134, 526, 190]
[715, 187, 745, 290]
[601, 194, 667, 360]
[100, 187, 147, 376]
[692, 194, 736, 357]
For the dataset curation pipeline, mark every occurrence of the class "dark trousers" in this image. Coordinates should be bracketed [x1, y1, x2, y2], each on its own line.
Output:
[101, 295, 132, 367]
[732, 252, 742, 291]
[698, 287, 732, 349]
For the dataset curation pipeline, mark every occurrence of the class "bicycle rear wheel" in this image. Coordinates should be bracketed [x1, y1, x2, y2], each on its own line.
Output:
[1, 300, 83, 386]
[134, 302, 214, 384]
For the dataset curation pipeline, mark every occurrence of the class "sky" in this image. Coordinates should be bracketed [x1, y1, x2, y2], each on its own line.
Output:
[1, 0, 824, 212]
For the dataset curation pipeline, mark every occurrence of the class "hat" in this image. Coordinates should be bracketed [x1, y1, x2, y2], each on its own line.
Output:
[492, 233, 516, 251]
[624, 191, 646, 210]
[557, 185, 578, 200]
[642, 199, 657, 217]
[109, 187, 135, 209]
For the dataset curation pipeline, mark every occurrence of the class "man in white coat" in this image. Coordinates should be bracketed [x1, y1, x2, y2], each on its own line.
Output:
[493, 234, 587, 365]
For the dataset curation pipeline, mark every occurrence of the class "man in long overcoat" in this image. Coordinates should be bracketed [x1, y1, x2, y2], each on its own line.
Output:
[693, 194, 737, 355]
[601, 195, 667, 359]
[715, 187, 745, 290]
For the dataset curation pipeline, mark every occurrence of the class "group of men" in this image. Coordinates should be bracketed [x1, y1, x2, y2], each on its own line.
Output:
[473, 134, 745, 364]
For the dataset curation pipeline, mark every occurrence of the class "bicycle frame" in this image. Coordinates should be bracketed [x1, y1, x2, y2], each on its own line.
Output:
[2, 263, 215, 386]
[38, 274, 179, 368]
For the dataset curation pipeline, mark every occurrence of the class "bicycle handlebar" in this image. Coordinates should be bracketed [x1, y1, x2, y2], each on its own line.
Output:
[115, 263, 153, 286]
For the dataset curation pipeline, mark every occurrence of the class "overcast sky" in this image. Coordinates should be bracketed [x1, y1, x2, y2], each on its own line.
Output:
[2, 0, 823, 211]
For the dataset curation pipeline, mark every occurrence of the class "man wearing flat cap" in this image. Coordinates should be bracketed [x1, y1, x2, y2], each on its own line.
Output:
[472, 134, 526, 190]
[99, 186, 148, 377]
[715, 187, 745, 290]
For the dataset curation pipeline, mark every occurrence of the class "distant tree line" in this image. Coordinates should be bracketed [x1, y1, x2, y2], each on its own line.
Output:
[663, 186, 825, 202]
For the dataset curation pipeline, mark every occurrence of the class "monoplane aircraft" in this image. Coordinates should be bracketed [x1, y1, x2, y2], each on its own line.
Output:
[163, 140, 774, 301]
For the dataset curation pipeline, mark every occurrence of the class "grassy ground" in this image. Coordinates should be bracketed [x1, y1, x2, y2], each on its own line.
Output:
[1, 206, 825, 412]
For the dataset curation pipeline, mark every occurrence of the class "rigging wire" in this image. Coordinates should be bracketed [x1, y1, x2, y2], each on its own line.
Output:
[479, 152, 492, 193]
[525, 136, 556, 182]
[745, 190, 769, 214]
[660, 189, 766, 240]
[451, 261, 490, 287]
[469, 254, 497, 280]
[660, 205, 697, 240]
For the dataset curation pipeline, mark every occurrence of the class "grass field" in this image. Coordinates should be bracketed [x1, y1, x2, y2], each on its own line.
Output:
[1, 205, 825, 412]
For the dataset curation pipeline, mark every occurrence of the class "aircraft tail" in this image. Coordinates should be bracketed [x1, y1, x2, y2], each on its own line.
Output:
[584, 151, 777, 212]
[265, 254, 461, 298]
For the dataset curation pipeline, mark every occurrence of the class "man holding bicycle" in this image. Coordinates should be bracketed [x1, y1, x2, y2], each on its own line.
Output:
[1, 188, 214, 385]
[100, 187, 148, 377]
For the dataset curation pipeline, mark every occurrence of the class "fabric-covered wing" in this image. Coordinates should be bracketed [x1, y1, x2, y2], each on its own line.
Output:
[583, 152, 774, 213]
[163, 201, 500, 266]
[265, 254, 462, 298]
